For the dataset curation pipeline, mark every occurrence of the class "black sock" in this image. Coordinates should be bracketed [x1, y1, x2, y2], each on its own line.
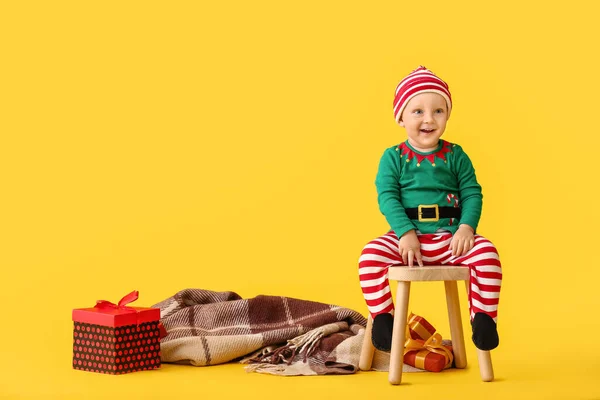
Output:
[371, 313, 394, 352]
[471, 313, 499, 350]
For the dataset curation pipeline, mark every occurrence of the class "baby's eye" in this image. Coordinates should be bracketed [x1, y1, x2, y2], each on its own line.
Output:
[435, 108, 444, 114]
[413, 109, 423, 114]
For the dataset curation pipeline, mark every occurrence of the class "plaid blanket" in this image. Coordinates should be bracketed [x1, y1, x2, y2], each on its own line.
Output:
[153, 288, 404, 375]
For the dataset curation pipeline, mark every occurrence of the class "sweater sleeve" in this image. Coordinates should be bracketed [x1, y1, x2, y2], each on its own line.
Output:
[375, 148, 416, 238]
[453, 145, 483, 232]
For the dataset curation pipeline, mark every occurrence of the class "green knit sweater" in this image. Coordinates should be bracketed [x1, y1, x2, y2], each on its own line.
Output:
[375, 139, 482, 238]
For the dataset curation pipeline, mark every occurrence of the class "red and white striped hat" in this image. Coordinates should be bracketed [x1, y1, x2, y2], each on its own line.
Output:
[393, 66, 452, 123]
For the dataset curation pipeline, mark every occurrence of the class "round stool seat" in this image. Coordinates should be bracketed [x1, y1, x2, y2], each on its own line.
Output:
[388, 265, 470, 281]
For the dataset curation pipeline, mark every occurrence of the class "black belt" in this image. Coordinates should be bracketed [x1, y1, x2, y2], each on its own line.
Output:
[405, 205, 461, 222]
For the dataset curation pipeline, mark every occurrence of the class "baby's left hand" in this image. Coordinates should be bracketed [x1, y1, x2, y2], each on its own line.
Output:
[450, 224, 475, 257]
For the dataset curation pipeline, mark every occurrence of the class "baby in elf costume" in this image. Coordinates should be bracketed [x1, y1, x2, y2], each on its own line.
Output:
[358, 66, 502, 352]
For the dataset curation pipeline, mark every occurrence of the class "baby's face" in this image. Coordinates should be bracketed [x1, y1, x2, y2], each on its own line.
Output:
[399, 92, 449, 152]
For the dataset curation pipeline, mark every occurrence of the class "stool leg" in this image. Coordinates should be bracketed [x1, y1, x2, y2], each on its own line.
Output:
[389, 281, 410, 385]
[463, 281, 495, 382]
[477, 349, 494, 382]
[444, 281, 467, 369]
[359, 314, 375, 371]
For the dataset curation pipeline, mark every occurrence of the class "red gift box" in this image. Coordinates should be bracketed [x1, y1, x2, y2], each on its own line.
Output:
[403, 313, 453, 372]
[72, 291, 162, 374]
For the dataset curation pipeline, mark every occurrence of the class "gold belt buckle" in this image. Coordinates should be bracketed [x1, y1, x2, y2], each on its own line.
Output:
[418, 204, 439, 222]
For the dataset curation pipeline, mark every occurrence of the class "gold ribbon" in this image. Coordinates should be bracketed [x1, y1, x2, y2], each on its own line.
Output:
[403, 326, 454, 370]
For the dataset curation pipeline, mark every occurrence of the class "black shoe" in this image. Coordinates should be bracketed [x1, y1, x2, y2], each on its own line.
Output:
[471, 313, 499, 350]
[371, 313, 394, 352]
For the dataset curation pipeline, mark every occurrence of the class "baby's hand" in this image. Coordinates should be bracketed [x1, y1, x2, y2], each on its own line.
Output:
[398, 230, 423, 267]
[450, 224, 475, 257]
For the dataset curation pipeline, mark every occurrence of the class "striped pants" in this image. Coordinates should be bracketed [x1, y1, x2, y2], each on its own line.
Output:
[358, 230, 502, 322]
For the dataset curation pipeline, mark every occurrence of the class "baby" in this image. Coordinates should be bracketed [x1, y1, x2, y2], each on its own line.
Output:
[358, 66, 502, 352]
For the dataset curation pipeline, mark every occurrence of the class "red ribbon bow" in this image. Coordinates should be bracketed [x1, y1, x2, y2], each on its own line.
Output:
[95, 290, 139, 311]
[92, 290, 167, 338]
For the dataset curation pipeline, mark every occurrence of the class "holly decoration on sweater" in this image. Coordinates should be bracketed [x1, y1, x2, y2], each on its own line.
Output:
[447, 193, 459, 226]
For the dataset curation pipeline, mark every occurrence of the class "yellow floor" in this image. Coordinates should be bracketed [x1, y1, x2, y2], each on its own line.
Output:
[3, 347, 599, 400]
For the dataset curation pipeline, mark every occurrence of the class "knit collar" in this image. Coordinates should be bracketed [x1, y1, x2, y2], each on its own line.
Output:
[397, 140, 453, 167]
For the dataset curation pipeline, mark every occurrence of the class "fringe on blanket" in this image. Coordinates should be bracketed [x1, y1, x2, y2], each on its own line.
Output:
[243, 363, 286, 374]
[241, 322, 454, 375]
[241, 322, 343, 366]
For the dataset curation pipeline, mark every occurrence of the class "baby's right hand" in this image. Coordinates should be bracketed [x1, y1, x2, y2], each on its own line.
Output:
[398, 230, 423, 267]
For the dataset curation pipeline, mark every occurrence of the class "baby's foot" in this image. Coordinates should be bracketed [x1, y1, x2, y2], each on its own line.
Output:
[471, 313, 499, 350]
[371, 313, 394, 352]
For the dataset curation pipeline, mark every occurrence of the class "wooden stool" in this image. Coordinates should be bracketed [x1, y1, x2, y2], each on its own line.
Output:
[358, 265, 494, 385]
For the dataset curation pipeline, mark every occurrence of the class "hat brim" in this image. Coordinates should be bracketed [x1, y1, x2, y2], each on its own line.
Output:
[395, 90, 452, 123]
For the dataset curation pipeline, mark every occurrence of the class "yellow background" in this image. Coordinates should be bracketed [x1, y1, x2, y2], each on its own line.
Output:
[1, 1, 599, 399]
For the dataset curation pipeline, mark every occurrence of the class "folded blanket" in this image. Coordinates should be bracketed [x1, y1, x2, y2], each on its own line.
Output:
[153, 288, 428, 375]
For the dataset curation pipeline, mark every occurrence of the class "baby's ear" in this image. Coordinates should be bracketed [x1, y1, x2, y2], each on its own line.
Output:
[398, 120, 405, 127]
